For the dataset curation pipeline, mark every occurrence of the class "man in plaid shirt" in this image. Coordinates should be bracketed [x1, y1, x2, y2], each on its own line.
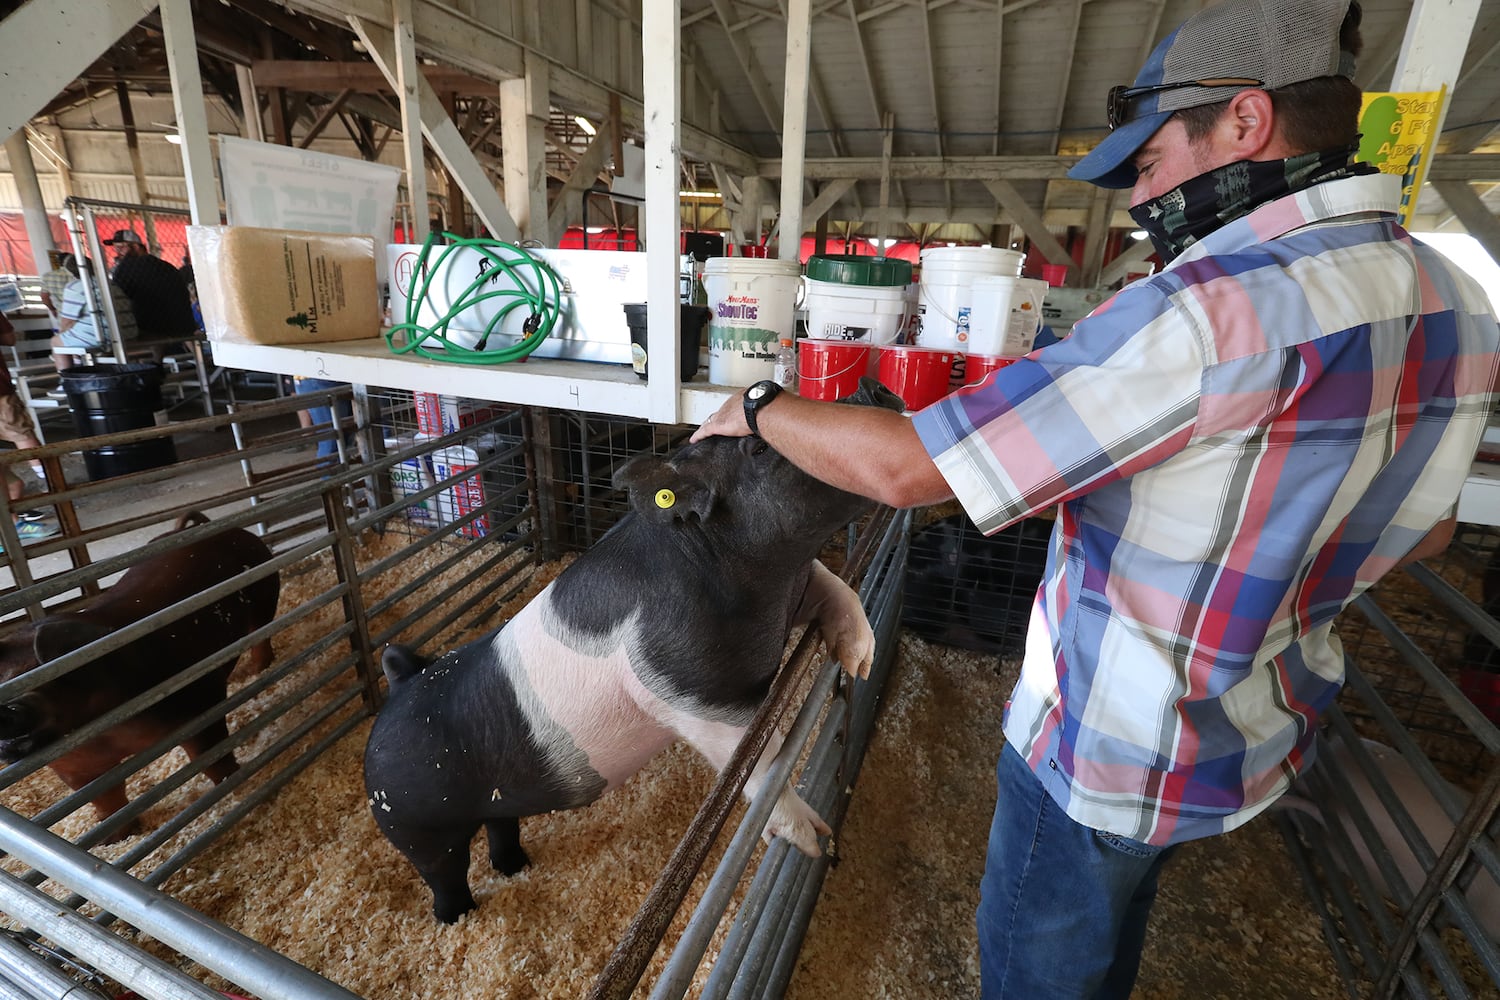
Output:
[694, 0, 1500, 994]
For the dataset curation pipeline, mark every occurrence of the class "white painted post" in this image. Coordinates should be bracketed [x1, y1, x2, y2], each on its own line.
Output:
[392, 0, 429, 243]
[643, 0, 683, 424]
[4, 133, 55, 275]
[499, 52, 550, 241]
[776, 0, 811, 262]
[159, 0, 218, 225]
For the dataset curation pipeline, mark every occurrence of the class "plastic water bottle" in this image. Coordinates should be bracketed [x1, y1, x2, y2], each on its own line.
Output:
[773, 338, 797, 390]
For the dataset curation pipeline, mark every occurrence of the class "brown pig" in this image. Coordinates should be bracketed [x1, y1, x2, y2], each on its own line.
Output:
[0, 511, 279, 837]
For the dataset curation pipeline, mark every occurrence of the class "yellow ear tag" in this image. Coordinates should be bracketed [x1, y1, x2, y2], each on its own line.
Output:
[655, 488, 676, 509]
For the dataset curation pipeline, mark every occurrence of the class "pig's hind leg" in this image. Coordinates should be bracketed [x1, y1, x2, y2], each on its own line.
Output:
[388, 820, 481, 924]
[181, 718, 238, 784]
[484, 816, 530, 875]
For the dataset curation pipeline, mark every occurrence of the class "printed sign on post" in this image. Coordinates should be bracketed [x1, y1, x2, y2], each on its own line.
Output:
[218, 135, 402, 273]
[1356, 88, 1445, 228]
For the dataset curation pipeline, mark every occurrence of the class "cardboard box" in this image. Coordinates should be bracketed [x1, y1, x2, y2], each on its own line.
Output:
[189, 225, 380, 345]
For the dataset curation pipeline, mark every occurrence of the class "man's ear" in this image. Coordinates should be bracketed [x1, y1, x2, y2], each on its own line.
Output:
[1223, 88, 1281, 160]
[613, 454, 717, 523]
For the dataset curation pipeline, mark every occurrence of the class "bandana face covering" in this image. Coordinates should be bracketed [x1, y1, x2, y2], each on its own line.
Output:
[1128, 144, 1374, 263]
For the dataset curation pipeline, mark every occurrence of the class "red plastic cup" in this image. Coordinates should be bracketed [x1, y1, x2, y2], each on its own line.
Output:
[962, 353, 1020, 387]
[797, 339, 875, 400]
[878, 343, 956, 411]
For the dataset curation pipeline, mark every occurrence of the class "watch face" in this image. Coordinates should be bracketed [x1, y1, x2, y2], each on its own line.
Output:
[748, 384, 768, 400]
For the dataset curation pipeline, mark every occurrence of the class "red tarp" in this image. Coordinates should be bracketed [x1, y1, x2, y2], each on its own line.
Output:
[0, 211, 193, 275]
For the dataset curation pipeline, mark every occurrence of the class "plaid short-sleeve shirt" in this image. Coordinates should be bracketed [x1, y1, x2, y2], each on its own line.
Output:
[913, 173, 1500, 846]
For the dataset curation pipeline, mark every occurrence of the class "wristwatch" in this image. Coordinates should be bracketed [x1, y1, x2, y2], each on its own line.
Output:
[742, 380, 783, 437]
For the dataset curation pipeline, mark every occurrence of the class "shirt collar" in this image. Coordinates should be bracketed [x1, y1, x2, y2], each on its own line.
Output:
[1165, 171, 1403, 271]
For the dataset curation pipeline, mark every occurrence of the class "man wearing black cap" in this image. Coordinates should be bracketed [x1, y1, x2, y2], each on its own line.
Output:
[692, 1, 1500, 995]
[103, 229, 196, 347]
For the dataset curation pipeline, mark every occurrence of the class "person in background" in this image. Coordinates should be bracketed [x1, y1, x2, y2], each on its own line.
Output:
[691, 1, 1500, 996]
[103, 229, 195, 349]
[293, 376, 356, 462]
[0, 313, 57, 543]
[53, 259, 137, 373]
[38, 251, 77, 333]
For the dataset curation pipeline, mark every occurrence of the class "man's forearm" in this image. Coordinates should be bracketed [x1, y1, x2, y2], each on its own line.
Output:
[751, 393, 954, 509]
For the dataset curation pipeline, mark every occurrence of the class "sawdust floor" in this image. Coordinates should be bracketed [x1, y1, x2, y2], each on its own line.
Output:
[171, 631, 1342, 999]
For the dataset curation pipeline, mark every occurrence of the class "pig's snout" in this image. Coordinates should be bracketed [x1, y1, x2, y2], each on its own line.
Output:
[0, 695, 50, 762]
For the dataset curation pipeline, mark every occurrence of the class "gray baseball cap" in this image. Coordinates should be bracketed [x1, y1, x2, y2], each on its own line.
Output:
[1069, 0, 1356, 189]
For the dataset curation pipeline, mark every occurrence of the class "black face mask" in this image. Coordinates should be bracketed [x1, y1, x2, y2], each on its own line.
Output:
[1128, 144, 1374, 263]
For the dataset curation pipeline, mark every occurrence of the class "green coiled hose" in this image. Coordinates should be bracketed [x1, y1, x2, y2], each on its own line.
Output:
[385, 231, 565, 365]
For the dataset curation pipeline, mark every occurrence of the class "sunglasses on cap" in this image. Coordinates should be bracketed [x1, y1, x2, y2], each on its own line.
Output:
[1106, 77, 1264, 129]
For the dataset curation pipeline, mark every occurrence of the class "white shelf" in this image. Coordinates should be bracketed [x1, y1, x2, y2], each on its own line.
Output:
[1461, 461, 1500, 527]
[208, 337, 737, 425]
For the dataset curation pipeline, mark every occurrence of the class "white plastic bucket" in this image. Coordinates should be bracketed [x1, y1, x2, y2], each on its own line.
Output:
[704, 257, 802, 386]
[802, 277, 908, 344]
[968, 275, 1048, 356]
[916, 246, 1025, 351]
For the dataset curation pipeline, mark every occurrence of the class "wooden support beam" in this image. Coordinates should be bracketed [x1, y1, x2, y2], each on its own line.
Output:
[250, 59, 503, 96]
[1431, 181, 1500, 266]
[1079, 187, 1117, 289]
[1097, 237, 1158, 288]
[297, 89, 354, 148]
[1, 0, 160, 142]
[983, 179, 1073, 271]
[500, 53, 549, 240]
[351, 12, 520, 242]
[548, 125, 613, 242]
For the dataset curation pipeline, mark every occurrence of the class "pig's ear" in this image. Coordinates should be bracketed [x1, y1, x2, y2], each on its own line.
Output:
[381, 644, 426, 686]
[614, 454, 716, 523]
[32, 617, 116, 665]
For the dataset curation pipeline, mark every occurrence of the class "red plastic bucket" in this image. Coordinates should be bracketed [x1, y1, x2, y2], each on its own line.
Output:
[1039, 263, 1069, 287]
[962, 353, 1020, 386]
[878, 343, 955, 411]
[798, 338, 874, 400]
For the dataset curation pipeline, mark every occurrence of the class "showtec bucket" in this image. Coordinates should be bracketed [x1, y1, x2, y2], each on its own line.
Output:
[968, 275, 1047, 356]
[878, 343, 955, 412]
[801, 255, 912, 344]
[916, 246, 1024, 351]
[704, 257, 802, 386]
[797, 339, 874, 401]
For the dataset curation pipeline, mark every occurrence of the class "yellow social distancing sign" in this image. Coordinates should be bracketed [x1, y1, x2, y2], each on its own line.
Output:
[1356, 87, 1446, 228]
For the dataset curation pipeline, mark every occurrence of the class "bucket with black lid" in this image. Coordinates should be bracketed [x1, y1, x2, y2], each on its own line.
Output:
[60, 362, 177, 480]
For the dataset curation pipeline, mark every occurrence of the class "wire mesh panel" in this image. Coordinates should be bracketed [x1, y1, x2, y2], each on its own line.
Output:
[899, 508, 1052, 655]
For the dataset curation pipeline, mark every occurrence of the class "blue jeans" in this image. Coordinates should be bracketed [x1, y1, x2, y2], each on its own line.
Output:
[294, 378, 354, 459]
[978, 744, 1177, 1000]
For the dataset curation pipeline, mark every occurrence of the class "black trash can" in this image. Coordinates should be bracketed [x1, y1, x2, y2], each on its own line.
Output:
[61, 363, 177, 481]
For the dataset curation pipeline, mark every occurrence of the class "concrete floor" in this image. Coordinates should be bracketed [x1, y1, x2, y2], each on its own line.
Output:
[2, 369, 317, 599]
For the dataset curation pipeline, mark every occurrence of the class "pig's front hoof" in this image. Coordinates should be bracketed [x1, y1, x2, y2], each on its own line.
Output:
[98, 816, 143, 844]
[491, 843, 530, 877]
[824, 619, 876, 680]
[767, 791, 830, 859]
[432, 890, 478, 925]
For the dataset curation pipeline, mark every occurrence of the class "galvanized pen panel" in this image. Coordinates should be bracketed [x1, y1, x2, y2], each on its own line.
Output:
[0, 387, 904, 999]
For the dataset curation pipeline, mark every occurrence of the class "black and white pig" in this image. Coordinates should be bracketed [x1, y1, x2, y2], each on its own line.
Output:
[363, 381, 903, 923]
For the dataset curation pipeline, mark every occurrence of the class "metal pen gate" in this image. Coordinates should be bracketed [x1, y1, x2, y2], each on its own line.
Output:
[0, 386, 909, 999]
